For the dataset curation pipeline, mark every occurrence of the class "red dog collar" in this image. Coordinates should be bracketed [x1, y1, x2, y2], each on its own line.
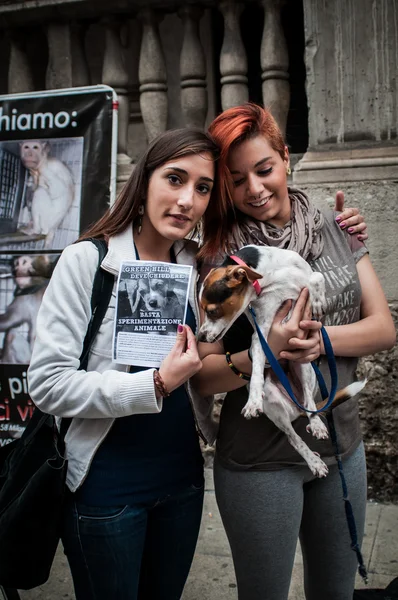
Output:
[230, 255, 261, 296]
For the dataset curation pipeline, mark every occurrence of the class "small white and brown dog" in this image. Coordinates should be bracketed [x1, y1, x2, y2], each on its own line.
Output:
[198, 245, 366, 478]
[123, 277, 182, 318]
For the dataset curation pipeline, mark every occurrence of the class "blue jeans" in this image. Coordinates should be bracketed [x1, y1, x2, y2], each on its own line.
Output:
[61, 483, 204, 600]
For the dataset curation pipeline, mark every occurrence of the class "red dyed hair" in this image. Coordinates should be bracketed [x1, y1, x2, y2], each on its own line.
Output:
[198, 103, 285, 261]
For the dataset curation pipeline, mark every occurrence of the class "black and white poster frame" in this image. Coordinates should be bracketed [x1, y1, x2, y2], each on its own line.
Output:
[0, 85, 118, 446]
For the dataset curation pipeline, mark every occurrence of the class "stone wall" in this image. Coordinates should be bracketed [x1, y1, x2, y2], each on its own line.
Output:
[303, 0, 397, 147]
[357, 308, 398, 502]
[301, 180, 398, 502]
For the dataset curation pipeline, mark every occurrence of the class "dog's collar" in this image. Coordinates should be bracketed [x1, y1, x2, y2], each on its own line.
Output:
[229, 255, 261, 296]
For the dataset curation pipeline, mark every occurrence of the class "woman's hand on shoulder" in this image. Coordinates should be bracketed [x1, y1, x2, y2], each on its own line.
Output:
[268, 288, 322, 363]
[158, 325, 202, 395]
[334, 190, 368, 241]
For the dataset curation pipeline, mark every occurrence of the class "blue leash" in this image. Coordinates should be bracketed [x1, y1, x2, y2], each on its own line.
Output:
[248, 304, 368, 583]
[248, 305, 337, 413]
[326, 412, 368, 583]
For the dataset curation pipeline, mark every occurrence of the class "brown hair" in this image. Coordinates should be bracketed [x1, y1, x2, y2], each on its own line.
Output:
[198, 103, 285, 260]
[79, 128, 219, 242]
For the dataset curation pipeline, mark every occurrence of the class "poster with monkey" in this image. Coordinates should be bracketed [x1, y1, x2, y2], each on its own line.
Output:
[0, 85, 117, 251]
[0, 86, 117, 444]
[0, 138, 83, 250]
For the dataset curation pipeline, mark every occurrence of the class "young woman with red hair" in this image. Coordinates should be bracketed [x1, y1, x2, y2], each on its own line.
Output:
[193, 104, 395, 600]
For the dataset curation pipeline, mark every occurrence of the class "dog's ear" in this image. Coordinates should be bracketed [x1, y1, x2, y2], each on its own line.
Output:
[228, 265, 262, 283]
[202, 267, 215, 284]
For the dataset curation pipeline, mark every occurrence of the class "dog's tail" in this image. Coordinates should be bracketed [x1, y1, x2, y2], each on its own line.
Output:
[299, 379, 367, 416]
[316, 379, 367, 412]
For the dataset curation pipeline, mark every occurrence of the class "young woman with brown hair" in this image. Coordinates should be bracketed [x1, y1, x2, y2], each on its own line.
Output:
[27, 128, 219, 600]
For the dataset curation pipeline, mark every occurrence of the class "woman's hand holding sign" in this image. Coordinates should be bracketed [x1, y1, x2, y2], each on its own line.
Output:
[157, 325, 202, 398]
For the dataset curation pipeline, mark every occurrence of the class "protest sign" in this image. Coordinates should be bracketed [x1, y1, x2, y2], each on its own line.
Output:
[0, 85, 117, 444]
[114, 261, 193, 368]
[0, 85, 117, 251]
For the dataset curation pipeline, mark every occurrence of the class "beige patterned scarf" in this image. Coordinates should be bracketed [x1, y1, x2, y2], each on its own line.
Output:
[230, 187, 324, 261]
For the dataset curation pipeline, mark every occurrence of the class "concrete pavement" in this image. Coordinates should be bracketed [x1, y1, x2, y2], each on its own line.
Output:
[19, 468, 398, 599]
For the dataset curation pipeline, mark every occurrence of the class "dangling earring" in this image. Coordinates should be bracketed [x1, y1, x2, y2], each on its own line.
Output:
[286, 166, 291, 176]
[137, 204, 144, 234]
[194, 220, 203, 246]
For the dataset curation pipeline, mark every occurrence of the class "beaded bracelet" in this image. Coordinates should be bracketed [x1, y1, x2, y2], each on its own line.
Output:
[153, 370, 170, 397]
[225, 352, 251, 381]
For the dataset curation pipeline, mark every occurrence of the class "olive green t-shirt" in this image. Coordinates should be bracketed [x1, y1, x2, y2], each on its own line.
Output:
[216, 210, 368, 471]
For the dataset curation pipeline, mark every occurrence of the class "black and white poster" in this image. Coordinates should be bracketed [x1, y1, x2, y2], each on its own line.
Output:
[114, 261, 193, 368]
[0, 253, 59, 446]
[0, 85, 117, 252]
[0, 137, 83, 250]
[0, 86, 117, 444]
[0, 253, 59, 365]
[0, 364, 36, 447]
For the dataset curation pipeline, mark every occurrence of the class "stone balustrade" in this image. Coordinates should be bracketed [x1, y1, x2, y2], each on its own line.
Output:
[179, 5, 207, 129]
[260, 0, 289, 136]
[102, 18, 131, 178]
[7, 30, 34, 94]
[45, 23, 73, 90]
[219, 0, 248, 111]
[138, 8, 168, 143]
[0, 0, 291, 182]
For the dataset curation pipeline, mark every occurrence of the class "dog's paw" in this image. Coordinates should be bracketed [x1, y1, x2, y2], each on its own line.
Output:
[309, 273, 327, 320]
[311, 301, 325, 321]
[242, 399, 263, 419]
[307, 454, 329, 478]
[306, 417, 329, 440]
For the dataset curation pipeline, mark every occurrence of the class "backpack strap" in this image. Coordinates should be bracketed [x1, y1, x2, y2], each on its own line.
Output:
[60, 238, 114, 439]
[79, 238, 114, 371]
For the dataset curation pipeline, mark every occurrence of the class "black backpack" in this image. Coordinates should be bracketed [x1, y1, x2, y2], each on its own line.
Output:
[0, 239, 114, 590]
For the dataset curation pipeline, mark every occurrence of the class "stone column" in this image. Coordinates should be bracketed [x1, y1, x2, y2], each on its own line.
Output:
[8, 30, 34, 94]
[102, 19, 131, 178]
[46, 23, 73, 89]
[178, 6, 207, 129]
[219, 0, 248, 110]
[260, 0, 290, 136]
[138, 8, 168, 142]
[295, 0, 398, 184]
[126, 19, 142, 125]
[70, 22, 91, 88]
[125, 18, 144, 165]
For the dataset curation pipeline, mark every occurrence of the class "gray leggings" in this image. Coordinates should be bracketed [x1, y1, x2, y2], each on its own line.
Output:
[214, 443, 367, 600]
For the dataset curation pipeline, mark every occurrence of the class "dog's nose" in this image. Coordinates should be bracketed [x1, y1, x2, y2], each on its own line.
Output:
[149, 300, 158, 308]
[197, 332, 207, 342]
